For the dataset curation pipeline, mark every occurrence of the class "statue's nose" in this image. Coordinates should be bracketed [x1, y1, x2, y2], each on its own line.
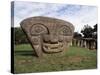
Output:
[50, 34, 58, 43]
[43, 34, 58, 43]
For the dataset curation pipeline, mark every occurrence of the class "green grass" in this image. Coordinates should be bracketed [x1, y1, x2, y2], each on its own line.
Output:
[14, 44, 97, 74]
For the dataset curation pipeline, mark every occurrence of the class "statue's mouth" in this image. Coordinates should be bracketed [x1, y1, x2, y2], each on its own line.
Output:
[43, 42, 64, 53]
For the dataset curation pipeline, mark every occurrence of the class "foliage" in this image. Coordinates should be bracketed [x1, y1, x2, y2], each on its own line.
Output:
[81, 24, 97, 38]
[81, 25, 93, 38]
[92, 24, 97, 39]
[93, 24, 97, 32]
[73, 32, 82, 39]
[14, 27, 29, 44]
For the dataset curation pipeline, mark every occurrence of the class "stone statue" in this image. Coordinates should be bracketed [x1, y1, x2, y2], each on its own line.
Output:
[20, 16, 74, 57]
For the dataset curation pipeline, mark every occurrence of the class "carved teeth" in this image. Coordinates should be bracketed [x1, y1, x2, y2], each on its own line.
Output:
[50, 44, 59, 48]
[43, 41, 64, 53]
[43, 42, 63, 50]
[48, 46, 50, 50]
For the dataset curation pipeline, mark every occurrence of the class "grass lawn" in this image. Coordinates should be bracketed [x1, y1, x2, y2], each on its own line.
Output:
[14, 44, 97, 74]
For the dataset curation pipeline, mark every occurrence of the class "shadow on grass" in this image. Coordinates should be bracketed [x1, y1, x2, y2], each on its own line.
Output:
[14, 50, 37, 57]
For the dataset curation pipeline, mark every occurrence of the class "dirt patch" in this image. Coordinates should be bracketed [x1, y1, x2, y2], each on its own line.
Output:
[68, 56, 83, 63]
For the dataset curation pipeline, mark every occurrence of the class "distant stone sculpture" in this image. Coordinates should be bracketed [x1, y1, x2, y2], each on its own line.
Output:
[20, 16, 74, 57]
[72, 38, 96, 50]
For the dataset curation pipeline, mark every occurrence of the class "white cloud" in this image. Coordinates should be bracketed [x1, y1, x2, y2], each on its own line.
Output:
[12, 1, 98, 32]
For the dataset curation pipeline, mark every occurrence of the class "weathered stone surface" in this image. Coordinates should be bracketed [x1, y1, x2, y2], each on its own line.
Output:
[20, 16, 74, 57]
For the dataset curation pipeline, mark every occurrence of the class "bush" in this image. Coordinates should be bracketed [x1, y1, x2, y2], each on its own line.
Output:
[14, 27, 29, 44]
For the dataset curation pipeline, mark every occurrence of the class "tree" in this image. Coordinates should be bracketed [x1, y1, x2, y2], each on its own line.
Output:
[14, 27, 29, 44]
[81, 25, 93, 38]
[92, 24, 97, 39]
[73, 32, 82, 39]
[93, 24, 97, 32]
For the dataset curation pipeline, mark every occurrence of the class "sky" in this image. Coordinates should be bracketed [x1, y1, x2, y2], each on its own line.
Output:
[12, 1, 98, 33]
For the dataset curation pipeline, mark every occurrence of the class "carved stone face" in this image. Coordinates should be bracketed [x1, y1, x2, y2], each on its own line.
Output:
[20, 16, 74, 57]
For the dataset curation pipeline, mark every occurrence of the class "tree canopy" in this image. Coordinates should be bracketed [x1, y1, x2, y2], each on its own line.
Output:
[81, 25, 93, 38]
[14, 27, 29, 44]
[73, 32, 82, 39]
[81, 24, 97, 38]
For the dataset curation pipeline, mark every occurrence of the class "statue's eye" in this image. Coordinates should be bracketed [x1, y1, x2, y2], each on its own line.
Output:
[30, 24, 48, 35]
[58, 25, 72, 36]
